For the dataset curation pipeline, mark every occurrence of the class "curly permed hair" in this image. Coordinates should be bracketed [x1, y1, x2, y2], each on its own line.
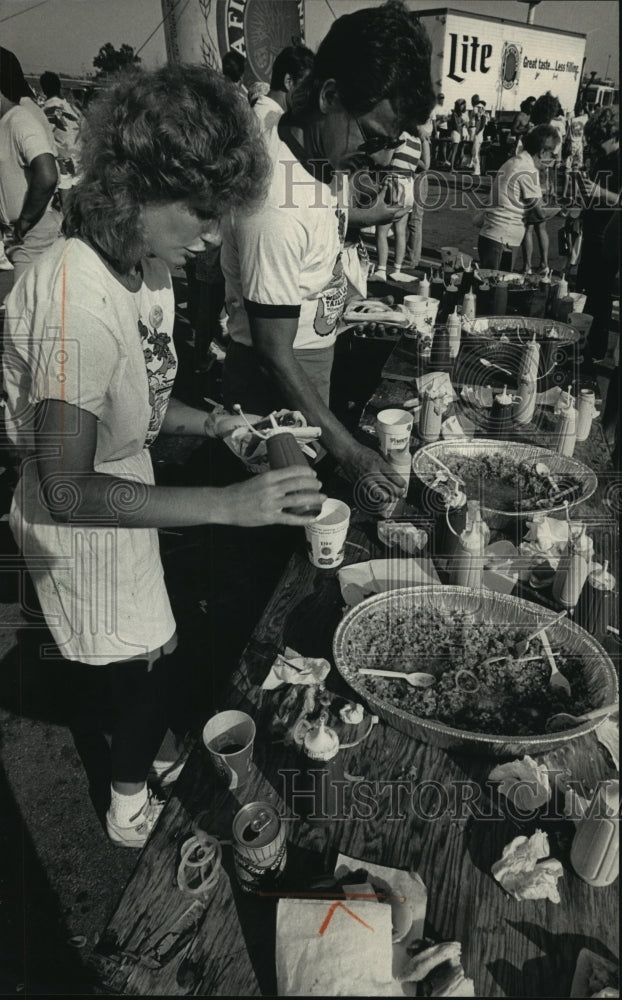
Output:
[530, 91, 561, 126]
[63, 64, 270, 272]
[289, 0, 435, 132]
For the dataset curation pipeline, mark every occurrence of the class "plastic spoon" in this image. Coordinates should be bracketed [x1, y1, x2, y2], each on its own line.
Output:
[358, 668, 436, 688]
[513, 610, 568, 657]
[546, 700, 619, 732]
[480, 358, 513, 376]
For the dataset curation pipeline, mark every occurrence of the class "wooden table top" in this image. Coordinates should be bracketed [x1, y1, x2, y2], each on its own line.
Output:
[93, 331, 619, 998]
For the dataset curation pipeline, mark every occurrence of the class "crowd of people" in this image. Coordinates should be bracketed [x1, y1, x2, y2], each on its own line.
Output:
[0, 1, 618, 852]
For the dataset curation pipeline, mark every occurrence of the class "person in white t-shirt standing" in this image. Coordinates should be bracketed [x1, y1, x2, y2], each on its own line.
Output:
[478, 124, 562, 271]
[2, 66, 324, 850]
[253, 45, 315, 132]
[221, 0, 436, 498]
[0, 47, 61, 281]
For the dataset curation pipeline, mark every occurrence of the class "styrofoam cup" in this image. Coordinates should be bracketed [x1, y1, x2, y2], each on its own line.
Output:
[376, 408, 414, 457]
[304, 499, 351, 569]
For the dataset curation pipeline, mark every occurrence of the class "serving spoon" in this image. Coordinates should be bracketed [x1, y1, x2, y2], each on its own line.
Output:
[358, 668, 436, 688]
[546, 700, 619, 732]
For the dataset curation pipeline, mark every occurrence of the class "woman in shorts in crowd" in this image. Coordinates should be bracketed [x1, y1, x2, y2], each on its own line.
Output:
[2, 65, 324, 849]
[448, 98, 468, 172]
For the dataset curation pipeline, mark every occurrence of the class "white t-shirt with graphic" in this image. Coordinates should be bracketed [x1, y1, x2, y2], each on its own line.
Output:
[480, 150, 542, 247]
[221, 123, 348, 351]
[3, 238, 177, 663]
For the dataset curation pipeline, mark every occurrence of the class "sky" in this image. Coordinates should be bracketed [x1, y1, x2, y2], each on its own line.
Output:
[0, 0, 618, 84]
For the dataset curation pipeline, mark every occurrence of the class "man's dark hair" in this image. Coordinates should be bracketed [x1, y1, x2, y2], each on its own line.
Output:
[520, 97, 534, 114]
[270, 45, 314, 91]
[222, 50, 245, 83]
[40, 71, 62, 98]
[290, 0, 435, 130]
[0, 47, 36, 102]
[531, 91, 560, 126]
[523, 122, 559, 155]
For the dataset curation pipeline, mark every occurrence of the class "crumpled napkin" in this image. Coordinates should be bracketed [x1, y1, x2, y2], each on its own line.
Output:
[524, 514, 572, 552]
[262, 646, 331, 690]
[416, 371, 456, 410]
[460, 384, 494, 409]
[337, 558, 440, 608]
[489, 755, 551, 811]
[377, 520, 428, 554]
[491, 829, 564, 902]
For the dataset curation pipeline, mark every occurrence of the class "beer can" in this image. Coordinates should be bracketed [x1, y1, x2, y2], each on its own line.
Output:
[232, 802, 287, 894]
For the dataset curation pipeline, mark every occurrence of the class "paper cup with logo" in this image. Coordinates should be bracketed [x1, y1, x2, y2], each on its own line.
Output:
[376, 408, 414, 458]
[304, 499, 351, 569]
[202, 710, 256, 790]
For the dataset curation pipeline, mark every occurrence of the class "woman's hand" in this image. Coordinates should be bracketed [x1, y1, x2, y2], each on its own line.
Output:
[216, 467, 326, 526]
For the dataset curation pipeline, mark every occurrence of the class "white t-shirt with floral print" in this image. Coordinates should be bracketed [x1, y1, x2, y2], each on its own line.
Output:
[3, 238, 177, 663]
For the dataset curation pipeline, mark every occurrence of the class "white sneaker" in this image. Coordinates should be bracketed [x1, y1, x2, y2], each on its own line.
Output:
[374, 267, 387, 281]
[106, 790, 165, 849]
[390, 271, 415, 283]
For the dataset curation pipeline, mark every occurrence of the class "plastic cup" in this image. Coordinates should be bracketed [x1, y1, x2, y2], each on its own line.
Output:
[202, 710, 256, 790]
[304, 499, 351, 569]
[568, 312, 593, 349]
[402, 295, 439, 335]
[376, 408, 414, 458]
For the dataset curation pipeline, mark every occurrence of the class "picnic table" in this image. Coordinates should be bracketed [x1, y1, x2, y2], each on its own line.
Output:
[92, 324, 619, 998]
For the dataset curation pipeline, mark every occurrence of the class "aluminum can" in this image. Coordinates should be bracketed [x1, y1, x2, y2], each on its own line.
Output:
[232, 802, 287, 894]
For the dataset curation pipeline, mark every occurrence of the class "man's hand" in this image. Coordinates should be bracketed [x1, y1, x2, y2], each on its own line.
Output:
[339, 443, 408, 514]
[11, 217, 30, 243]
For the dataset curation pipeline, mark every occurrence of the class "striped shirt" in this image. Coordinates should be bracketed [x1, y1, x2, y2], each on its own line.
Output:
[390, 131, 422, 175]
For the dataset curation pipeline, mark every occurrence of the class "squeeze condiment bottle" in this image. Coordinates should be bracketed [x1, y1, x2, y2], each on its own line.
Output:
[555, 294, 574, 323]
[436, 487, 467, 562]
[430, 324, 450, 367]
[569, 780, 619, 888]
[419, 386, 444, 443]
[574, 560, 617, 636]
[266, 432, 323, 516]
[462, 288, 476, 322]
[430, 268, 444, 302]
[300, 710, 345, 824]
[450, 503, 488, 589]
[556, 273, 568, 300]
[576, 388, 597, 442]
[447, 307, 461, 359]
[518, 331, 540, 383]
[419, 273, 430, 298]
[490, 385, 514, 436]
[552, 524, 593, 608]
[513, 376, 537, 425]
[553, 401, 577, 457]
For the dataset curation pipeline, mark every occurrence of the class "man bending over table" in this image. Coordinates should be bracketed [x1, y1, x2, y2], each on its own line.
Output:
[221, 0, 435, 495]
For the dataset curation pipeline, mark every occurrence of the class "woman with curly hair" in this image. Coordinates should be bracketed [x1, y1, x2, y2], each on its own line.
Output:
[2, 65, 324, 849]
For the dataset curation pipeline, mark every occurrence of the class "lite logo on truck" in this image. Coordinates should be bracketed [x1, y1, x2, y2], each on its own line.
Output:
[448, 33, 493, 82]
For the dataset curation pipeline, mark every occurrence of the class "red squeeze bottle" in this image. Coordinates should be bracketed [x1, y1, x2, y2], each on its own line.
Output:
[266, 432, 323, 516]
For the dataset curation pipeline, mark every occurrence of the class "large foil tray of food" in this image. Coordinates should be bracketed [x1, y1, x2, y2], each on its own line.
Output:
[411, 439, 597, 528]
[462, 315, 580, 344]
[332, 586, 618, 757]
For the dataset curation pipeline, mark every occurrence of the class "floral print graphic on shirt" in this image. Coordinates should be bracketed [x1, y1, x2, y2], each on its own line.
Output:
[313, 206, 348, 336]
[138, 315, 177, 447]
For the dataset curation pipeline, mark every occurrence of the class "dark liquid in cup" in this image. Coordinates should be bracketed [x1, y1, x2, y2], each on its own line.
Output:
[216, 741, 245, 755]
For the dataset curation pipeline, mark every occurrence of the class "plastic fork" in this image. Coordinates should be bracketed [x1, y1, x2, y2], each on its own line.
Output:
[540, 630, 572, 696]
[359, 668, 436, 688]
